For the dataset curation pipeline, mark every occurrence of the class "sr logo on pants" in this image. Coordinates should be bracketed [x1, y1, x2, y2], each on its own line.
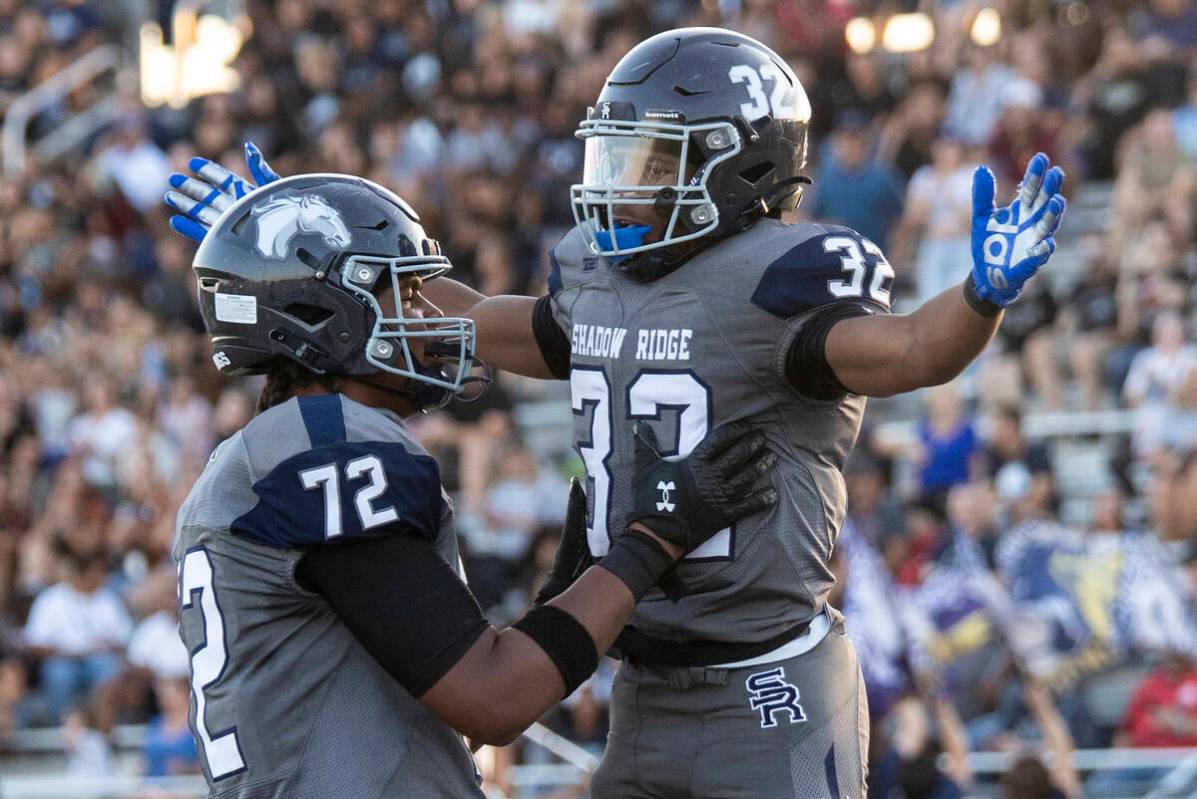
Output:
[745, 666, 806, 729]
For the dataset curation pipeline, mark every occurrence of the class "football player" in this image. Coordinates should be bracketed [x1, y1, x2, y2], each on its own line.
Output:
[169, 172, 777, 797]
[165, 27, 1065, 798]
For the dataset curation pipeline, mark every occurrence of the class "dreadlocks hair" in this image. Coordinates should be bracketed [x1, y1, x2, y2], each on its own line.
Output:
[256, 357, 342, 414]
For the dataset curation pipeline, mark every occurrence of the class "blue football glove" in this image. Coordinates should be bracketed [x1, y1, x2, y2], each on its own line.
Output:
[969, 152, 1066, 308]
[163, 141, 281, 243]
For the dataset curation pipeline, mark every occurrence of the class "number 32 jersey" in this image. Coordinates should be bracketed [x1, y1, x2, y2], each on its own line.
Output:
[548, 219, 894, 645]
[172, 394, 483, 798]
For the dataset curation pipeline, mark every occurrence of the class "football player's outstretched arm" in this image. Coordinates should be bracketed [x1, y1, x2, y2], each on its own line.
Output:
[419, 279, 561, 379]
[825, 154, 1065, 397]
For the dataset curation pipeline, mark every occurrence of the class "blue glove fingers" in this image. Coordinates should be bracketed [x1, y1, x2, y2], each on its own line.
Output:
[166, 173, 232, 214]
[165, 190, 222, 225]
[169, 215, 209, 243]
[1026, 235, 1055, 260]
[1033, 195, 1066, 240]
[1025, 164, 1066, 218]
[169, 172, 230, 209]
[1041, 166, 1065, 202]
[972, 165, 996, 220]
[245, 141, 280, 185]
[191, 159, 249, 201]
[1016, 153, 1050, 212]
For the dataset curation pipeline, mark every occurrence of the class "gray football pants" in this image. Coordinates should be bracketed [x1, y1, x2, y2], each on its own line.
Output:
[590, 615, 868, 799]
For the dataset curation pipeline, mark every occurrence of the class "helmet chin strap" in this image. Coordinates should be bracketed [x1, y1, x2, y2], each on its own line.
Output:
[356, 355, 492, 413]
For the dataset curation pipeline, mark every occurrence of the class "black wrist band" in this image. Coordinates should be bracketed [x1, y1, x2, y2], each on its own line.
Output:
[963, 279, 1002, 318]
[598, 529, 675, 602]
[511, 604, 598, 697]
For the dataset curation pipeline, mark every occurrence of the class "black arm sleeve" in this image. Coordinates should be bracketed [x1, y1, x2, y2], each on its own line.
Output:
[295, 536, 489, 698]
[531, 294, 571, 379]
[785, 301, 879, 401]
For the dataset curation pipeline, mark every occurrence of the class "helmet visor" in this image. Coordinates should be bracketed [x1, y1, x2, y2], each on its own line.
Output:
[582, 135, 687, 197]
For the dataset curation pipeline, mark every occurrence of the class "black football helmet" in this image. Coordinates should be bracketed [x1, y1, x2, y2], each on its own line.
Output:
[192, 173, 478, 408]
[571, 27, 811, 280]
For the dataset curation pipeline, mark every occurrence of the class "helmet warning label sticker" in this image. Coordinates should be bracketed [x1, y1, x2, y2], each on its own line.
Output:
[214, 293, 258, 325]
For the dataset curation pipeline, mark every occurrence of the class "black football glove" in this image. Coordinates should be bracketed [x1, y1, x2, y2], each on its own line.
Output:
[626, 420, 778, 554]
[533, 478, 593, 606]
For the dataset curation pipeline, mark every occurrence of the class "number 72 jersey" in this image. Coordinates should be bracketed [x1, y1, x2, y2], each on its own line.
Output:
[548, 220, 894, 645]
[172, 395, 483, 797]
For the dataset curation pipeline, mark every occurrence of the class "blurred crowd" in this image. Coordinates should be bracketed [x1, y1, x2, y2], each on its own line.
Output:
[0, 0, 1196, 795]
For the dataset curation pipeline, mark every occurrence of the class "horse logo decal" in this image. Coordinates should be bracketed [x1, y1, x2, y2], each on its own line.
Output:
[251, 195, 351, 259]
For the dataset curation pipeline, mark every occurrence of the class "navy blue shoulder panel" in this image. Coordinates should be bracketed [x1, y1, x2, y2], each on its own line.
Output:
[751, 226, 893, 319]
[232, 440, 445, 549]
[298, 394, 346, 447]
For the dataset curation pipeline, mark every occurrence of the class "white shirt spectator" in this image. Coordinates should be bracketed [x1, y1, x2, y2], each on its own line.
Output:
[945, 63, 1016, 146]
[25, 582, 133, 656]
[1124, 345, 1197, 407]
[127, 611, 190, 679]
[905, 163, 973, 240]
[70, 405, 137, 487]
[95, 139, 172, 212]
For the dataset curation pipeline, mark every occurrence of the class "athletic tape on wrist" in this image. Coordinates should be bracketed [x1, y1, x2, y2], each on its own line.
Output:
[963, 278, 1003, 318]
[598, 529, 675, 602]
[511, 605, 598, 697]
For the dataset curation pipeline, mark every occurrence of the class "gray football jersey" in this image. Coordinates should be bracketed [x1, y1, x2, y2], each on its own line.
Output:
[549, 220, 893, 645]
[173, 394, 483, 798]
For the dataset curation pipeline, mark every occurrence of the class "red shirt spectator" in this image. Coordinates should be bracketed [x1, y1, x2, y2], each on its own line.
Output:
[1122, 655, 1197, 748]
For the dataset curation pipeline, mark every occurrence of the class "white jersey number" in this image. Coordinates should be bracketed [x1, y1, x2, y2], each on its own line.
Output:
[300, 456, 398, 539]
[571, 368, 730, 560]
[823, 235, 894, 305]
[179, 548, 246, 781]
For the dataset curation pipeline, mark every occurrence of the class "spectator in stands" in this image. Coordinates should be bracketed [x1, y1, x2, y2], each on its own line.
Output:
[1124, 311, 1197, 455]
[1000, 681, 1082, 799]
[944, 481, 1000, 570]
[892, 127, 973, 303]
[982, 407, 1056, 518]
[23, 552, 131, 724]
[141, 678, 199, 777]
[982, 276, 1061, 410]
[1065, 233, 1121, 409]
[944, 44, 1015, 147]
[868, 696, 968, 799]
[916, 384, 980, 512]
[810, 111, 904, 250]
[91, 114, 173, 214]
[1110, 109, 1195, 251]
[0, 657, 30, 739]
[68, 377, 137, 492]
[63, 702, 113, 778]
[878, 82, 946, 181]
[1120, 652, 1197, 748]
[1076, 27, 1172, 180]
[987, 78, 1059, 188]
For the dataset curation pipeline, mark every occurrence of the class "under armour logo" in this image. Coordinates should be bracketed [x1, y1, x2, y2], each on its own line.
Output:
[601, 102, 611, 119]
[212, 351, 231, 369]
[746, 667, 807, 729]
[656, 480, 675, 512]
